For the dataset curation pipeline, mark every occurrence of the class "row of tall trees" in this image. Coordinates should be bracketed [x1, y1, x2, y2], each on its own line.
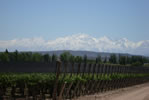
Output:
[0, 50, 149, 66]
[0, 49, 57, 62]
[108, 54, 149, 66]
[60, 52, 102, 63]
[60, 52, 149, 66]
[0, 50, 84, 63]
[60, 51, 86, 63]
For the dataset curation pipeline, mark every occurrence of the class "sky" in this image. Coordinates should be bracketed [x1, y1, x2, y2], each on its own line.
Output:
[0, 0, 149, 55]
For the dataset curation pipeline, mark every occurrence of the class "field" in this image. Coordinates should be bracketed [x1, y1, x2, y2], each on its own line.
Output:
[0, 61, 149, 100]
[0, 72, 149, 99]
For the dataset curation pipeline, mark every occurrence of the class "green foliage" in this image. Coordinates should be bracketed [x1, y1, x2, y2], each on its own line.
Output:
[96, 55, 102, 63]
[75, 56, 82, 63]
[69, 55, 75, 63]
[43, 54, 51, 62]
[119, 55, 126, 65]
[131, 56, 144, 65]
[0, 52, 9, 62]
[60, 52, 72, 62]
[5, 49, 9, 54]
[144, 63, 149, 67]
[87, 59, 96, 63]
[131, 61, 142, 66]
[104, 57, 107, 63]
[52, 54, 57, 62]
[0, 73, 149, 87]
[0, 49, 52, 63]
[14, 50, 19, 61]
[109, 54, 117, 64]
[0, 73, 56, 87]
[0, 49, 149, 66]
[32, 53, 43, 62]
[83, 55, 87, 63]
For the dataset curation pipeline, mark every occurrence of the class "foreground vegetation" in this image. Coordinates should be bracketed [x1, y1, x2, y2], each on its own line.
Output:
[0, 72, 149, 98]
[0, 50, 149, 99]
[0, 73, 149, 87]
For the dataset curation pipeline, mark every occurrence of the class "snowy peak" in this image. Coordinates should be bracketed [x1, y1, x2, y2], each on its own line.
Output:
[0, 33, 149, 56]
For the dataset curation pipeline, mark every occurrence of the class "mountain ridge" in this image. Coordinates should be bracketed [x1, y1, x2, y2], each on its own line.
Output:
[37, 50, 136, 60]
[0, 33, 149, 56]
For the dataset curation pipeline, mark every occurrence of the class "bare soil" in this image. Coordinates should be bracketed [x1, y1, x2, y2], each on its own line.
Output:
[73, 82, 149, 100]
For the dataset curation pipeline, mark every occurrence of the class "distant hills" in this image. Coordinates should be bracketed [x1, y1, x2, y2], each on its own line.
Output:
[37, 50, 133, 60]
[1, 34, 149, 56]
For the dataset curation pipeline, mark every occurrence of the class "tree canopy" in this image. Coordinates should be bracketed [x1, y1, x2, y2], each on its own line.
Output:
[0, 49, 149, 67]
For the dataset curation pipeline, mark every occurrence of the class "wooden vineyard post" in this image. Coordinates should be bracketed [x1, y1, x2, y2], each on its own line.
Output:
[105, 64, 109, 91]
[52, 61, 61, 100]
[103, 64, 107, 92]
[85, 63, 92, 94]
[93, 63, 99, 94]
[117, 66, 121, 88]
[58, 82, 66, 100]
[90, 63, 97, 94]
[82, 62, 87, 76]
[110, 65, 114, 90]
[65, 82, 73, 99]
[113, 65, 117, 90]
[65, 63, 74, 99]
[83, 63, 90, 95]
[75, 63, 81, 97]
[57, 62, 69, 100]
[110, 65, 115, 90]
[104, 64, 110, 92]
[96, 63, 101, 93]
[119, 66, 123, 88]
[72, 63, 81, 98]
[117, 66, 121, 89]
[80, 63, 87, 96]
[100, 64, 105, 92]
[126, 66, 130, 87]
[106, 64, 111, 91]
[121, 66, 125, 88]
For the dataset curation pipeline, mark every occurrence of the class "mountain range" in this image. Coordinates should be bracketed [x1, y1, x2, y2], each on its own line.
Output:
[38, 50, 134, 60]
[0, 33, 149, 56]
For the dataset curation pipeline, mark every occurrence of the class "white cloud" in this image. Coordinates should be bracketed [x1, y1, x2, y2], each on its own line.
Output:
[0, 33, 149, 56]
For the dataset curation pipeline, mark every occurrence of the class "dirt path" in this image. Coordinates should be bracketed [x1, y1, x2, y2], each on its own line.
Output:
[74, 83, 149, 100]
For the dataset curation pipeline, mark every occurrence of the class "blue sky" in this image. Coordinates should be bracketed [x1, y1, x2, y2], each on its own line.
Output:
[0, 0, 149, 41]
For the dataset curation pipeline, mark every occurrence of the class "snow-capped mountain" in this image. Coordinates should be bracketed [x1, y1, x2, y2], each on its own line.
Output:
[0, 33, 149, 56]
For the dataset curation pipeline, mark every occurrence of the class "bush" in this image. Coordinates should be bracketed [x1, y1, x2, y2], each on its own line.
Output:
[131, 61, 142, 66]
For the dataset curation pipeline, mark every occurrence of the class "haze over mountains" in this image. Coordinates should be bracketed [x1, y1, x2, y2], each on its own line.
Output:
[0, 33, 149, 56]
[39, 50, 133, 60]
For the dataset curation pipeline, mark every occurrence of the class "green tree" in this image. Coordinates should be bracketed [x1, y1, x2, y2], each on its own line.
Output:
[130, 56, 144, 66]
[0, 51, 9, 62]
[119, 55, 126, 65]
[52, 54, 57, 62]
[18, 53, 26, 62]
[5, 49, 9, 54]
[69, 55, 75, 63]
[32, 53, 43, 62]
[131, 61, 142, 66]
[60, 52, 71, 62]
[14, 50, 19, 62]
[43, 54, 50, 62]
[24, 52, 32, 62]
[126, 56, 131, 64]
[103, 57, 107, 63]
[83, 55, 87, 63]
[109, 54, 117, 64]
[96, 55, 102, 63]
[75, 56, 82, 63]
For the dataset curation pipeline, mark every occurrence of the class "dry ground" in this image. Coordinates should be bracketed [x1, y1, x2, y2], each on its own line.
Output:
[73, 82, 149, 100]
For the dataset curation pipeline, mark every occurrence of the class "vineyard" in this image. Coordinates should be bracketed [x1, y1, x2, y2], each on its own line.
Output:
[0, 61, 149, 100]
